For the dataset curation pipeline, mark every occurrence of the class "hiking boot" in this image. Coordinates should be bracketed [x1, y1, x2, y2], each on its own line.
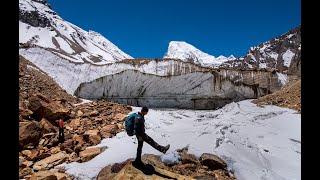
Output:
[132, 160, 145, 169]
[161, 144, 170, 154]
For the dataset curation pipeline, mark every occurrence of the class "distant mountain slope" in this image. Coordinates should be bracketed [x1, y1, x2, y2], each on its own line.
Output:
[220, 26, 301, 76]
[19, 0, 132, 64]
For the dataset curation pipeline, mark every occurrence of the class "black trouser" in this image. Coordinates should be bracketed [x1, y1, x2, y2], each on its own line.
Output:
[58, 127, 64, 143]
[135, 133, 164, 162]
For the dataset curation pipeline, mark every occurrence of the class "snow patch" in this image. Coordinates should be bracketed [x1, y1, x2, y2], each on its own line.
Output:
[269, 52, 279, 60]
[160, 151, 181, 165]
[259, 63, 267, 69]
[276, 72, 289, 85]
[60, 100, 300, 180]
[282, 49, 295, 67]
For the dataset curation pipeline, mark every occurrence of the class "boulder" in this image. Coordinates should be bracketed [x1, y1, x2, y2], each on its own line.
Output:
[54, 172, 69, 180]
[89, 110, 99, 117]
[84, 129, 101, 145]
[40, 118, 58, 133]
[50, 147, 61, 154]
[96, 165, 115, 180]
[19, 156, 24, 167]
[172, 163, 197, 176]
[117, 123, 124, 130]
[199, 153, 227, 170]
[19, 121, 42, 149]
[33, 152, 68, 171]
[19, 167, 33, 178]
[30, 171, 57, 180]
[100, 124, 118, 137]
[212, 169, 235, 180]
[21, 159, 34, 167]
[113, 113, 127, 122]
[84, 129, 99, 136]
[76, 110, 84, 117]
[21, 150, 38, 161]
[68, 152, 80, 162]
[110, 159, 133, 173]
[142, 154, 168, 169]
[60, 139, 74, 153]
[79, 147, 101, 162]
[180, 151, 199, 164]
[72, 134, 85, 146]
[20, 107, 34, 119]
[112, 163, 191, 180]
[69, 118, 81, 129]
[28, 94, 70, 121]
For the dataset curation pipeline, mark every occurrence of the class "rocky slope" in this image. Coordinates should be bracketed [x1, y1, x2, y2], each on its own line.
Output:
[164, 41, 236, 67]
[97, 148, 235, 180]
[19, 56, 132, 179]
[253, 79, 301, 112]
[220, 26, 301, 76]
[19, 0, 132, 64]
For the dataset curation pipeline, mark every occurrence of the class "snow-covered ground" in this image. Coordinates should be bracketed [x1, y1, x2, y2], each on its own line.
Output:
[60, 100, 300, 180]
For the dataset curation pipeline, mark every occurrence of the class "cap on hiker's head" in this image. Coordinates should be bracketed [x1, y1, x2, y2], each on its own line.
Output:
[141, 106, 149, 112]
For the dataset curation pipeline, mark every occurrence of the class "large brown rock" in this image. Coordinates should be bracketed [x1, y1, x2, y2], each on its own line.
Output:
[60, 139, 74, 153]
[40, 118, 58, 133]
[33, 151, 68, 171]
[100, 124, 118, 138]
[19, 121, 42, 149]
[72, 134, 85, 146]
[79, 147, 101, 162]
[84, 129, 101, 145]
[180, 151, 199, 165]
[112, 163, 192, 180]
[28, 94, 70, 121]
[21, 149, 39, 161]
[96, 151, 234, 180]
[141, 154, 168, 170]
[30, 171, 57, 180]
[54, 172, 69, 180]
[89, 110, 99, 117]
[19, 167, 33, 178]
[172, 163, 197, 176]
[199, 153, 227, 170]
[97, 165, 116, 180]
[76, 110, 84, 117]
[69, 118, 81, 130]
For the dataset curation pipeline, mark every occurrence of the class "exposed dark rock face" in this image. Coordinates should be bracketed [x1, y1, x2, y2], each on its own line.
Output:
[221, 26, 301, 76]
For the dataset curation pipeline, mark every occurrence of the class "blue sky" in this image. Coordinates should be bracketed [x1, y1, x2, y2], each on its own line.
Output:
[47, 0, 300, 58]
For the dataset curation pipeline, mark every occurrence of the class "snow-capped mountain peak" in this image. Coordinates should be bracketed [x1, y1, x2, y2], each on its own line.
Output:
[164, 41, 235, 67]
[19, 0, 132, 64]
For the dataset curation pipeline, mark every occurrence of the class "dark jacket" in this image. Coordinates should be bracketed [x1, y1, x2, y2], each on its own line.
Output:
[134, 112, 145, 136]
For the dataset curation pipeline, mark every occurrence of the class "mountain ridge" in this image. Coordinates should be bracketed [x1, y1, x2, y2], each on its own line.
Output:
[19, 0, 132, 64]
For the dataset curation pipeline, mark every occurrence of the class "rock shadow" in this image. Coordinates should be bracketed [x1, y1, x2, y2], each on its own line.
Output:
[134, 163, 177, 180]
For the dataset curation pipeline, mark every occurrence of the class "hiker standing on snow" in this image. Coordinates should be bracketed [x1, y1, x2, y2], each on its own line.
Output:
[125, 106, 170, 167]
[57, 118, 65, 143]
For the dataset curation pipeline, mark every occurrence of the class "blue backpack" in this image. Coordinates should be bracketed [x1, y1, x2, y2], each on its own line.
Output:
[125, 113, 139, 136]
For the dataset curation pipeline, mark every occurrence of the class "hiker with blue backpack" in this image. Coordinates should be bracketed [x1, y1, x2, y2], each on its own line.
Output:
[125, 106, 170, 168]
